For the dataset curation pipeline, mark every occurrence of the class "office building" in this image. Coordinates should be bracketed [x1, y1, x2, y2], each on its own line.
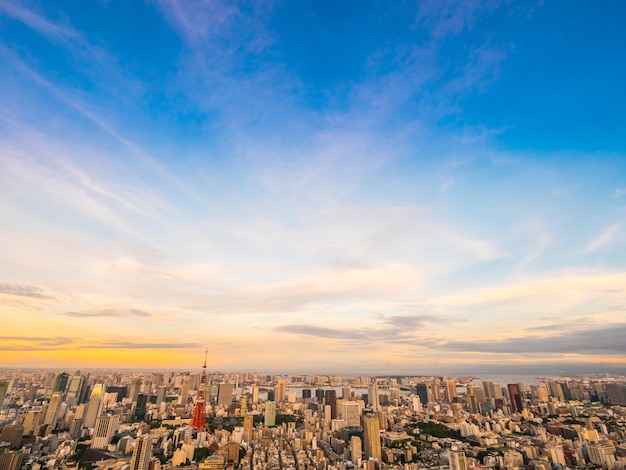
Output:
[91, 415, 119, 449]
[343, 401, 362, 427]
[444, 378, 457, 403]
[367, 382, 379, 411]
[130, 436, 152, 470]
[84, 384, 105, 428]
[363, 414, 381, 461]
[507, 384, 524, 413]
[217, 383, 234, 406]
[264, 401, 276, 427]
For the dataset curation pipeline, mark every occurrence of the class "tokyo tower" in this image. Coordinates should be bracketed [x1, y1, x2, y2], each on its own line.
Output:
[190, 350, 210, 432]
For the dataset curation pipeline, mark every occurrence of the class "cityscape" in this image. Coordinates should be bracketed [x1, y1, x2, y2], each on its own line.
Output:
[1, 363, 626, 470]
[2, 1, 626, 470]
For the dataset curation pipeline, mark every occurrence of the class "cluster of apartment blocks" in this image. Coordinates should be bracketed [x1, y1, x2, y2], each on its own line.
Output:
[1, 371, 626, 470]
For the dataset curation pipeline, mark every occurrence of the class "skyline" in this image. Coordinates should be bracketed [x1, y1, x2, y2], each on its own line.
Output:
[1, 0, 626, 372]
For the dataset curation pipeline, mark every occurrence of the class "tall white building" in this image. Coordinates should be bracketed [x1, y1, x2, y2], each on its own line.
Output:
[91, 415, 119, 450]
[264, 401, 276, 426]
[367, 382, 379, 411]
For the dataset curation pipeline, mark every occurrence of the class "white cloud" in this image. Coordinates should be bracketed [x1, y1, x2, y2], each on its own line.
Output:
[583, 224, 620, 253]
[611, 187, 626, 198]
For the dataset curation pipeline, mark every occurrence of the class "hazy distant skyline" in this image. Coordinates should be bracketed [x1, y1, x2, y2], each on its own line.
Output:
[1, 1, 625, 372]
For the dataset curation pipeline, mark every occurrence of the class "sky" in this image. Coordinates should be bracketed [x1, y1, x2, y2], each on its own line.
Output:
[1, 0, 626, 375]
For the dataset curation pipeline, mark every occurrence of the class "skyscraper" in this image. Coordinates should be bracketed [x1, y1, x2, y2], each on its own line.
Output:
[91, 415, 119, 449]
[217, 383, 234, 406]
[274, 380, 286, 403]
[428, 378, 442, 402]
[243, 414, 253, 443]
[363, 414, 381, 461]
[0, 381, 9, 409]
[43, 392, 63, 426]
[264, 401, 276, 426]
[367, 382, 380, 411]
[415, 383, 429, 405]
[134, 394, 148, 420]
[507, 384, 524, 413]
[0, 451, 22, 470]
[53, 373, 70, 394]
[449, 448, 468, 470]
[444, 378, 457, 403]
[178, 377, 190, 404]
[65, 374, 85, 406]
[130, 437, 152, 470]
[84, 384, 105, 428]
[342, 401, 362, 427]
[325, 390, 337, 419]
[350, 436, 362, 466]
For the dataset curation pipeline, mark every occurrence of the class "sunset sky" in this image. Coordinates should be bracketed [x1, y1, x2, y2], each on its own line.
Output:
[1, 0, 625, 374]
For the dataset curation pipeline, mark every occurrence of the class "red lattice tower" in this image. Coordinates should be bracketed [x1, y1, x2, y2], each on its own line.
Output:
[190, 350, 210, 432]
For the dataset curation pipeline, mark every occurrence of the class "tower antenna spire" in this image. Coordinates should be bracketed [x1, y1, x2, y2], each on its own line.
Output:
[190, 349, 210, 433]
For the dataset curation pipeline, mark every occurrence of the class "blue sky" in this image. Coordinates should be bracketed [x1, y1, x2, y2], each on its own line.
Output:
[1, 0, 625, 373]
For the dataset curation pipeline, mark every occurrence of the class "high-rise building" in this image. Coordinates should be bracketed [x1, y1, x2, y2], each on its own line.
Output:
[178, 377, 190, 404]
[243, 414, 253, 443]
[444, 379, 457, 403]
[415, 383, 428, 405]
[0, 381, 9, 409]
[217, 383, 234, 406]
[252, 386, 259, 403]
[0, 425, 23, 449]
[91, 415, 119, 449]
[342, 401, 362, 427]
[264, 401, 276, 427]
[274, 380, 286, 403]
[130, 437, 152, 470]
[367, 382, 379, 411]
[605, 383, 626, 405]
[66, 374, 85, 406]
[84, 384, 105, 428]
[134, 394, 148, 420]
[483, 381, 503, 399]
[43, 392, 63, 426]
[363, 414, 381, 461]
[0, 451, 22, 470]
[507, 384, 524, 413]
[325, 390, 337, 419]
[449, 448, 468, 470]
[240, 395, 248, 417]
[155, 386, 166, 406]
[22, 410, 41, 436]
[428, 378, 442, 401]
[129, 379, 142, 403]
[53, 373, 70, 394]
[350, 436, 362, 466]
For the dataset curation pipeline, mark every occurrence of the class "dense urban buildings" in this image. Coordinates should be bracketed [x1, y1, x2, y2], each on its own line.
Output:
[1, 367, 626, 470]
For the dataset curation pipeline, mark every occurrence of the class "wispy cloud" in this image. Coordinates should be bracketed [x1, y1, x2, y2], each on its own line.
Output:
[583, 224, 620, 253]
[0, 1, 78, 42]
[442, 323, 626, 356]
[611, 187, 626, 198]
[274, 314, 442, 345]
[0, 283, 54, 299]
[94, 341, 202, 350]
[0, 335, 78, 350]
[63, 308, 152, 318]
